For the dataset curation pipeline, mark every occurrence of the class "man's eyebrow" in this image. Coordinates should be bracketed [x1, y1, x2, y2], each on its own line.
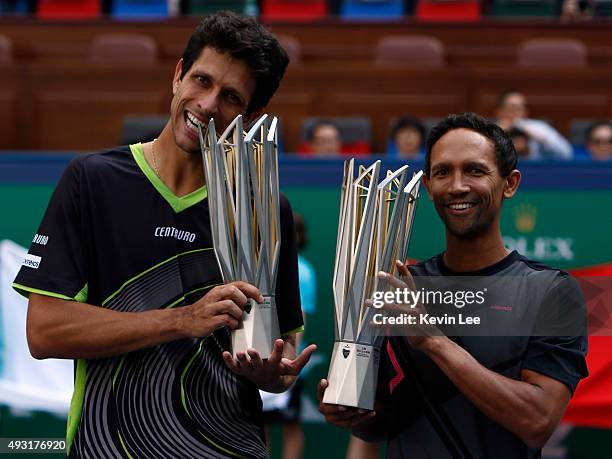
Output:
[190, 69, 247, 100]
[431, 162, 449, 171]
[464, 160, 490, 168]
[431, 160, 491, 171]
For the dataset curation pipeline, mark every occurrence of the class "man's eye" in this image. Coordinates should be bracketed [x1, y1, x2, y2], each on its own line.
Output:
[433, 169, 447, 177]
[469, 168, 484, 175]
[226, 93, 242, 105]
[196, 75, 209, 85]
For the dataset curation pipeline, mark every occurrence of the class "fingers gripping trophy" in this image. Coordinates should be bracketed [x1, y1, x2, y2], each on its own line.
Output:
[199, 114, 281, 358]
[323, 159, 423, 409]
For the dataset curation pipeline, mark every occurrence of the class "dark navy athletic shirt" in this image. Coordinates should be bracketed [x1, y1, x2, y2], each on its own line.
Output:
[382, 251, 588, 459]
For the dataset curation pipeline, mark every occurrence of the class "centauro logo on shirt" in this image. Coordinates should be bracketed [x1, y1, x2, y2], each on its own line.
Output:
[154, 226, 196, 243]
[22, 253, 42, 269]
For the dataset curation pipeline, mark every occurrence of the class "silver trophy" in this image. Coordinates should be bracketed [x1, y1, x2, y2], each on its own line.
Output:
[199, 114, 281, 358]
[323, 159, 423, 409]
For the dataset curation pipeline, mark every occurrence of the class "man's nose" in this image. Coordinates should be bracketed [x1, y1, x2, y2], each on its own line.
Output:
[448, 172, 470, 194]
[197, 91, 220, 117]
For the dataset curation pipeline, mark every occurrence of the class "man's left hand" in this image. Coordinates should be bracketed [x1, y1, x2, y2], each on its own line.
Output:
[222, 339, 317, 391]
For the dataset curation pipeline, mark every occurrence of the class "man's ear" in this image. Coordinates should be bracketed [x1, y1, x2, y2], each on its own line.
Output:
[172, 59, 184, 95]
[503, 169, 521, 199]
[422, 174, 433, 201]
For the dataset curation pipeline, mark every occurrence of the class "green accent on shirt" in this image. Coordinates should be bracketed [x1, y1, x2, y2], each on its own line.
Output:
[180, 339, 206, 418]
[282, 325, 305, 337]
[66, 359, 87, 454]
[130, 143, 207, 213]
[118, 430, 135, 459]
[102, 248, 213, 307]
[12, 282, 88, 302]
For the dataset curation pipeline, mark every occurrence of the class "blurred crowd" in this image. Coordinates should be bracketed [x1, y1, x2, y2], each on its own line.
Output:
[295, 89, 611, 162]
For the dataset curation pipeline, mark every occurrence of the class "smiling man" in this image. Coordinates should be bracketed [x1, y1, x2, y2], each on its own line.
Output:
[13, 12, 315, 459]
[318, 113, 588, 458]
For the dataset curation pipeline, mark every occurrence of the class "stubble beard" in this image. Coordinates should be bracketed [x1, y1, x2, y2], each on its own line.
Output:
[439, 205, 493, 240]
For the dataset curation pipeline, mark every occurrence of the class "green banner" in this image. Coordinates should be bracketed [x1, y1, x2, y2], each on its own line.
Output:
[1, 183, 611, 459]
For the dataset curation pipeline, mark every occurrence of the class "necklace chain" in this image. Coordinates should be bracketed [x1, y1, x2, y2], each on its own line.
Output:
[151, 139, 159, 177]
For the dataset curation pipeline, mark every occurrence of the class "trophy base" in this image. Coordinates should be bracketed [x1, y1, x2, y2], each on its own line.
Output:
[322, 341, 380, 410]
[231, 295, 280, 359]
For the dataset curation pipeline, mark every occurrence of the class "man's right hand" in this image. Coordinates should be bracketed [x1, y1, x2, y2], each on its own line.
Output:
[317, 379, 375, 429]
[26, 281, 262, 360]
[182, 281, 263, 338]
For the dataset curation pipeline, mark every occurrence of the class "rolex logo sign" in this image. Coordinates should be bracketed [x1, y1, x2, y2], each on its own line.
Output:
[342, 345, 351, 359]
[514, 204, 537, 233]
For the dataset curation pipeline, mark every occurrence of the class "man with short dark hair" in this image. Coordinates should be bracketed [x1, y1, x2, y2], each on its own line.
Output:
[14, 12, 315, 459]
[389, 115, 425, 158]
[585, 121, 612, 161]
[318, 112, 587, 458]
[307, 120, 342, 156]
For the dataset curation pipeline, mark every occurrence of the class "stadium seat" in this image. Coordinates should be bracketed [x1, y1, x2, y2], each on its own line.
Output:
[569, 118, 612, 144]
[415, 0, 481, 21]
[0, 0, 29, 14]
[89, 34, 158, 64]
[260, 0, 328, 20]
[517, 38, 587, 67]
[182, 0, 258, 15]
[340, 0, 404, 20]
[568, 118, 600, 157]
[298, 117, 372, 156]
[374, 35, 445, 67]
[594, 0, 612, 16]
[276, 34, 302, 65]
[121, 115, 168, 145]
[489, 0, 558, 16]
[36, 0, 101, 19]
[111, 0, 168, 19]
[0, 35, 12, 64]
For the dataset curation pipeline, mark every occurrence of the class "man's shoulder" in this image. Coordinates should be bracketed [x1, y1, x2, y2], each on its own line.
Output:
[407, 254, 442, 276]
[63, 146, 136, 186]
[72, 145, 133, 170]
[407, 250, 570, 280]
[512, 251, 570, 278]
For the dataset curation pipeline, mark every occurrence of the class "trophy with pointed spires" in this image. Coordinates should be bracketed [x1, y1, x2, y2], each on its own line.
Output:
[199, 114, 281, 359]
[323, 159, 423, 409]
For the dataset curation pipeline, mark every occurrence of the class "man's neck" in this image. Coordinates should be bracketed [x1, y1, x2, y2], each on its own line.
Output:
[152, 128, 205, 197]
[443, 230, 510, 273]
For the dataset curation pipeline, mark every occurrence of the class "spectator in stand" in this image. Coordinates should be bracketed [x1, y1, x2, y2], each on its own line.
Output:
[585, 121, 612, 161]
[561, 0, 594, 21]
[307, 120, 342, 156]
[507, 127, 531, 158]
[390, 116, 425, 158]
[495, 90, 573, 159]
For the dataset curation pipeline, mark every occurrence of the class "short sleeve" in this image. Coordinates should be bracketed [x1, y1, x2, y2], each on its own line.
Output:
[275, 194, 303, 336]
[298, 255, 317, 315]
[13, 156, 88, 301]
[521, 273, 589, 393]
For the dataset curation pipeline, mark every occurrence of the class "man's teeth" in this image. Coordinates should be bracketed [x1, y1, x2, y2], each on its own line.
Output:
[186, 112, 204, 131]
[449, 203, 475, 210]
